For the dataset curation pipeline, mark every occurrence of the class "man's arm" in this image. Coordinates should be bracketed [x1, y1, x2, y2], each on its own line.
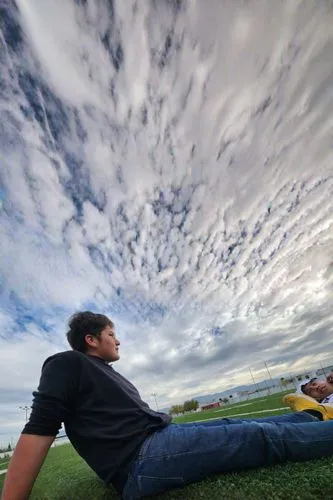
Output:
[1, 434, 54, 500]
[2, 353, 79, 499]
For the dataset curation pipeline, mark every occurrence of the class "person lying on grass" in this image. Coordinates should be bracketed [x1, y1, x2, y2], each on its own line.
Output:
[3, 311, 333, 500]
[283, 375, 333, 413]
[299, 375, 333, 403]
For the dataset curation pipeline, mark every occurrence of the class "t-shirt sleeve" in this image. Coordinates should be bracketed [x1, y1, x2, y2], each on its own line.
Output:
[22, 353, 79, 437]
[323, 393, 333, 405]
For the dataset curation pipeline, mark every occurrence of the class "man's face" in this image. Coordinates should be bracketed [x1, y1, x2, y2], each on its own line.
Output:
[303, 379, 333, 400]
[86, 325, 120, 362]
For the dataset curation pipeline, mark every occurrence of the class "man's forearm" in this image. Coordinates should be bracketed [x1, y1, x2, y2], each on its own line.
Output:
[1, 434, 54, 500]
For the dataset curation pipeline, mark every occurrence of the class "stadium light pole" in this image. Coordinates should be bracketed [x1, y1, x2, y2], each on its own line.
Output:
[264, 360, 273, 383]
[263, 376, 270, 395]
[264, 360, 273, 394]
[249, 368, 259, 393]
[19, 405, 30, 423]
[151, 393, 159, 411]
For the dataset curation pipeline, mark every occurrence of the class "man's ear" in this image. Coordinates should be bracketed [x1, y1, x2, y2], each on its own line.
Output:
[85, 334, 98, 348]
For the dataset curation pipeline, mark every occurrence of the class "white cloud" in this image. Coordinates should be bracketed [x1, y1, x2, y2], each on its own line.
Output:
[1, 0, 333, 443]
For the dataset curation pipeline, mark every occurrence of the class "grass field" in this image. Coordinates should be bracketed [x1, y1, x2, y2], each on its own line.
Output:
[1, 390, 333, 499]
[0, 456, 10, 466]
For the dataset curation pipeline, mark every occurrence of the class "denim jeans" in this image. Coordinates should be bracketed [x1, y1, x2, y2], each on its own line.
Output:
[122, 412, 333, 499]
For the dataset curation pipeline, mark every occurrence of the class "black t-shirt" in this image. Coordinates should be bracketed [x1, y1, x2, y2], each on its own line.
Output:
[22, 351, 171, 491]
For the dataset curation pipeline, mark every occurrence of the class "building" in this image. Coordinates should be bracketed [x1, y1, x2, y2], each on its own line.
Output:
[316, 366, 333, 376]
[200, 402, 220, 411]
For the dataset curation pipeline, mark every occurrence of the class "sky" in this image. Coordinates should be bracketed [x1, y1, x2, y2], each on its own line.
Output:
[1, 0, 333, 446]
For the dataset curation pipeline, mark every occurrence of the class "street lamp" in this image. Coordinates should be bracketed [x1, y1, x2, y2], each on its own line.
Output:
[19, 405, 30, 423]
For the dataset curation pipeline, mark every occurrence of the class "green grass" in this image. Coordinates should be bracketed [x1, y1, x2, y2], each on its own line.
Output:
[172, 390, 292, 424]
[1, 391, 333, 499]
[0, 455, 10, 472]
[0, 456, 10, 466]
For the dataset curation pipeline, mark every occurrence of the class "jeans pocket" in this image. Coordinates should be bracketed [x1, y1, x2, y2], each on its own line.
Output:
[138, 474, 185, 496]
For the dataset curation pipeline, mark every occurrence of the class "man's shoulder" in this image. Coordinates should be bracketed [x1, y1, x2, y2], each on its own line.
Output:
[42, 350, 85, 369]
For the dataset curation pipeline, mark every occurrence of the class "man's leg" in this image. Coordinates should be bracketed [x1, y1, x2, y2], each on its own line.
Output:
[181, 410, 317, 427]
[122, 419, 333, 500]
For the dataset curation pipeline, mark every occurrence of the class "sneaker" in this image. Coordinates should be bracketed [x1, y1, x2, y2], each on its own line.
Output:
[283, 393, 333, 421]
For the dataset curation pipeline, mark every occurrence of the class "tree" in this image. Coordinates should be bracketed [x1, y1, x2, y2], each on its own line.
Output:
[183, 399, 199, 412]
[7, 443, 11, 451]
[169, 404, 184, 415]
[169, 405, 177, 415]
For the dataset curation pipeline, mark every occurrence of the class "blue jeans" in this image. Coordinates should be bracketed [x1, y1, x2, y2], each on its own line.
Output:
[122, 412, 333, 499]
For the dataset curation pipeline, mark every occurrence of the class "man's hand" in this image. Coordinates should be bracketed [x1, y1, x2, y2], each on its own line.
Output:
[1, 434, 54, 500]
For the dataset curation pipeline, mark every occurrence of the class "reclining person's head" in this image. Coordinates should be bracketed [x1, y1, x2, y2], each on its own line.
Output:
[300, 378, 332, 401]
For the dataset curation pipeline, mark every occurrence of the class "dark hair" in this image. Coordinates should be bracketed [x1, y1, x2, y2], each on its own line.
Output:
[66, 311, 114, 352]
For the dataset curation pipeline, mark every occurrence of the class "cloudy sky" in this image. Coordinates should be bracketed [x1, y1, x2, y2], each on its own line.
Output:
[1, 0, 333, 446]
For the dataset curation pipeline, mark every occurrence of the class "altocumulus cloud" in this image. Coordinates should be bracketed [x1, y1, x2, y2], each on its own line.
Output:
[1, 0, 333, 444]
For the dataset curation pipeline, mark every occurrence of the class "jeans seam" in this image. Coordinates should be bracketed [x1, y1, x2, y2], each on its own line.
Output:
[138, 433, 154, 459]
[138, 475, 184, 481]
[139, 449, 212, 463]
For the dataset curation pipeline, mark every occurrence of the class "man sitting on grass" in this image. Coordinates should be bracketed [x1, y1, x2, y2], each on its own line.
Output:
[283, 375, 333, 412]
[3, 311, 333, 500]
